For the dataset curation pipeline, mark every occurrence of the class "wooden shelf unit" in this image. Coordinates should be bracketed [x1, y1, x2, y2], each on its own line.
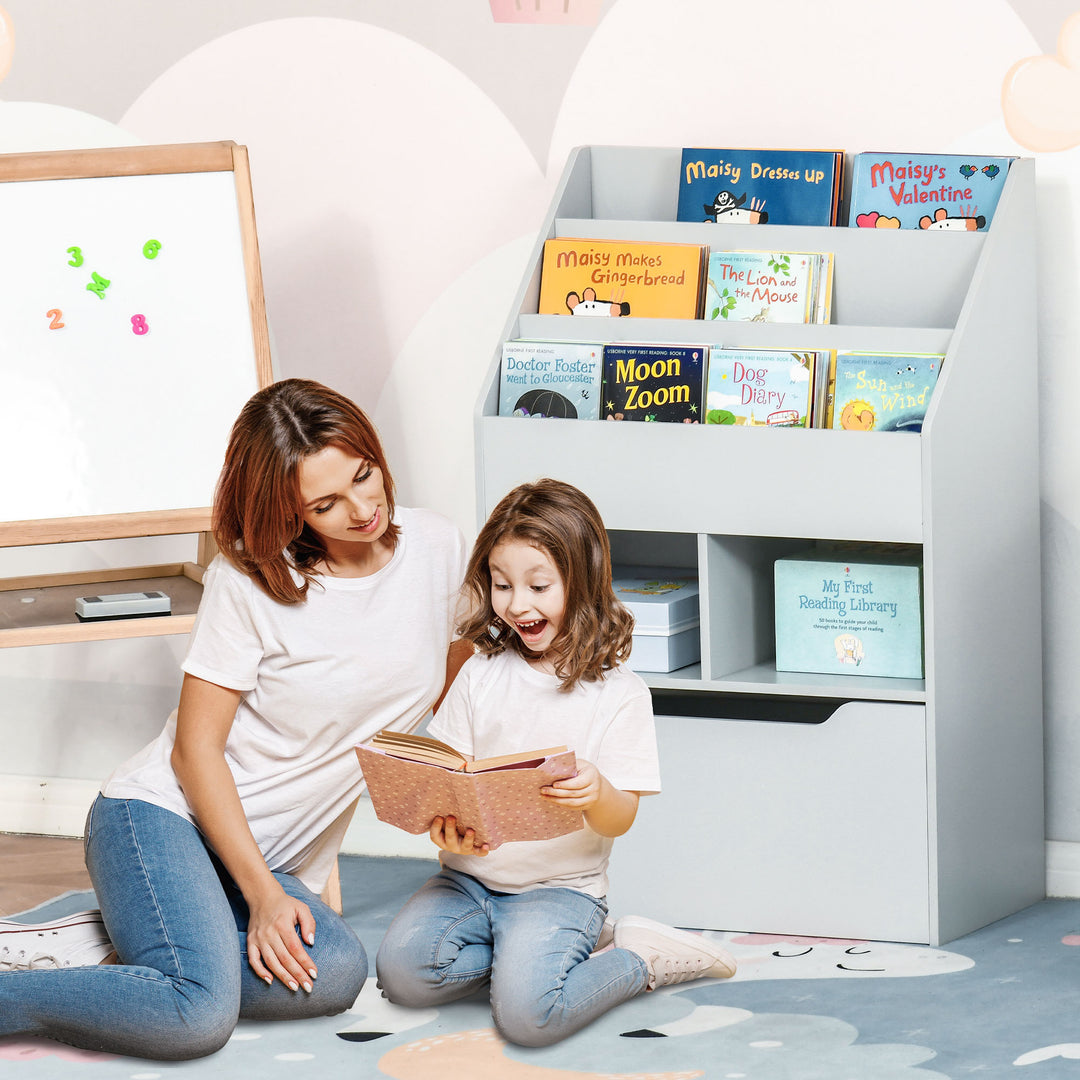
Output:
[474, 146, 1044, 945]
[0, 518, 215, 648]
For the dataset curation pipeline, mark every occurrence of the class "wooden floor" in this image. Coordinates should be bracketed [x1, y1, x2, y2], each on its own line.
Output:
[0, 833, 92, 917]
[0, 832, 343, 917]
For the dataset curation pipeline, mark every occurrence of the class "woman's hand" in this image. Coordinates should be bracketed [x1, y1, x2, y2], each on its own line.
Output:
[428, 815, 489, 857]
[541, 759, 602, 810]
[245, 885, 319, 992]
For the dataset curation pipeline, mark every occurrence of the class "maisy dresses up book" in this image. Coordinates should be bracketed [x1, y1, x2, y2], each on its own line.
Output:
[677, 147, 844, 226]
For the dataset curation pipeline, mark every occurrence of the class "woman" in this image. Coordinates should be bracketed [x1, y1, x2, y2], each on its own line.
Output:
[0, 379, 468, 1059]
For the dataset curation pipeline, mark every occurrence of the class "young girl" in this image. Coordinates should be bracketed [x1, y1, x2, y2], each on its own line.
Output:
[376, 478, 735, 1048]
[0, 379, 468, 1059]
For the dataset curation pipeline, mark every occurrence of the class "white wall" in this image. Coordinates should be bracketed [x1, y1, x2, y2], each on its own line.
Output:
[1, 0, 1078, 874]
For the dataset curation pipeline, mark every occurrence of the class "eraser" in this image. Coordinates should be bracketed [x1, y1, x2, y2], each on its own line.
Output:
[75, 591, 171, 621]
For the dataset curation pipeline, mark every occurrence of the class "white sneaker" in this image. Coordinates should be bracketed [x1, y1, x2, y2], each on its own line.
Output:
[0, 910, 114, 971]
[592, 916, 615, 953]
[614, 915, 737, 989]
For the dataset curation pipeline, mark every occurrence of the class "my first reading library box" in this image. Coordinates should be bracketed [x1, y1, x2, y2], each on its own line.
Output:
[774, 546, 924, 679]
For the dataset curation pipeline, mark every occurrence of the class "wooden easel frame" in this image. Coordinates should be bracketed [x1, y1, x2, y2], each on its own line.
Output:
[0, 141, 273, 647]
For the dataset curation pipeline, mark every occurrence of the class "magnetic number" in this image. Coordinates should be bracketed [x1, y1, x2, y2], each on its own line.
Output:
[47, 308, 65, 329]
[142, 239, 161, 259]
[131, 314, 149, 335]
[66, 246, 84, 268]
[86, 272, 111, 299]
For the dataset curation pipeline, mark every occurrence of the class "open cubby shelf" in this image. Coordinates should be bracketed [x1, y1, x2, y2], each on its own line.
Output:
[474, 146, 1044, 945]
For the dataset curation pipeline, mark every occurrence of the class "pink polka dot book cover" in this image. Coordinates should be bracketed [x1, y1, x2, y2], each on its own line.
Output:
[355, 736, 581, 849]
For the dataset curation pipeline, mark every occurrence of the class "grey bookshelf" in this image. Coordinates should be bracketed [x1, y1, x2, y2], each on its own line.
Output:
[474, 146, 1043, 945]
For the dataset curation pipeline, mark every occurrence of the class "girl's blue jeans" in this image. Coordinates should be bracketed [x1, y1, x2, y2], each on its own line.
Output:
[0, 794, 367, 1060]
[375, 867, 649, 1047]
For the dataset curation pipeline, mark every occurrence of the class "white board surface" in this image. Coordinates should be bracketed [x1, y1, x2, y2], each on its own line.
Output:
[0, 167, 262, 522]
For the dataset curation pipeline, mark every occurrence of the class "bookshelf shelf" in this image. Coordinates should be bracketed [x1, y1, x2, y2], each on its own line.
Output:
[637, 661, 925, 702]
[474, 145, 1044, 945]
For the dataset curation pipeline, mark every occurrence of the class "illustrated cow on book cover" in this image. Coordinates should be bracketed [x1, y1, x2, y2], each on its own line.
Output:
[565, 286, 630, 316]
[703, 189, 769, 224]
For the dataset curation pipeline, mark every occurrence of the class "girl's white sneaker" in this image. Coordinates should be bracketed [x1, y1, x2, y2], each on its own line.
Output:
[614, 915, 736, 989]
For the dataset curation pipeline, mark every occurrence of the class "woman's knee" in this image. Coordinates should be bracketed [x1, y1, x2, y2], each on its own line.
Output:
[157, 990, 240, 1060]
[311, 923, 368, 1015]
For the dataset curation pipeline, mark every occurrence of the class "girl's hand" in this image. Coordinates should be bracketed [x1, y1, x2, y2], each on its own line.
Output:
[429, 815, 489, 857]
[245, 887, 319, 992]
[542, 759, 602, 810]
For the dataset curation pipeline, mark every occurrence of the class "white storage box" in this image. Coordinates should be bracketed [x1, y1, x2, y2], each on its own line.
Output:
[612, 566, 700, 672]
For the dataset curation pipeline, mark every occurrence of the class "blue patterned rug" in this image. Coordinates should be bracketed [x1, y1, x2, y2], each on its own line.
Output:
[2, 855, 1078, 1078]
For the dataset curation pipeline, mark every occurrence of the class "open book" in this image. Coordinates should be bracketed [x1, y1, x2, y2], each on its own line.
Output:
[355, 731, 582, 849]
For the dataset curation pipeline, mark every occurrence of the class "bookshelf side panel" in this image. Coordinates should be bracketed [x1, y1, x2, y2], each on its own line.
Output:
[921, 158, 1045, 940]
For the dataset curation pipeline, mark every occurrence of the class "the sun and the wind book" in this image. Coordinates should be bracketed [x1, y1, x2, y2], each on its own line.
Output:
[826, 351, 945, 431]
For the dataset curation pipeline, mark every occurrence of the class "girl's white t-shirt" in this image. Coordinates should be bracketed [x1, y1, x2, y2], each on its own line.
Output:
[102, 506, 467, 893]
[429, 649, 660, 898]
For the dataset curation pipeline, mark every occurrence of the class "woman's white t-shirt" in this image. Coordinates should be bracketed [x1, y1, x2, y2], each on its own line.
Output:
[429, 649, 660, 898]
[102, 506, 466, 893]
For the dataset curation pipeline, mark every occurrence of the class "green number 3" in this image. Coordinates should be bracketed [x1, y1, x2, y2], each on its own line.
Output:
[67, 246, 84, 268]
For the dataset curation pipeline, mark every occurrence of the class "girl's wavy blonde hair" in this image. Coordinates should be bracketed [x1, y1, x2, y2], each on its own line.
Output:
[457, 478, 633, 691]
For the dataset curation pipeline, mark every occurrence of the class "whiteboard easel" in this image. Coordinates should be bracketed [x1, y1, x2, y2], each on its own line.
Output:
[0, 141, 273, 645]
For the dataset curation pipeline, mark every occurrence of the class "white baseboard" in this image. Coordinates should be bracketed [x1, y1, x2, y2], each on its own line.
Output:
[1047, 840, 1080, 898]
[4, 774, 1075, 889]
[0, 774, 434, 861]
[0, 774, 100, 837]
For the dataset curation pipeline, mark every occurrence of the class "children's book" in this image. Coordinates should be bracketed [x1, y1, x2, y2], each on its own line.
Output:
[601, 342, 706, 423]
[847, 152, 1013, 231]
[499, 340, 603, 420]
[355, 732, 582, 849]
[828, 351, 945, 432]
[774, 544, 924, 679]
[677, 147, 844, 227]
[705, 348, 823, 428]
[704, 250, 832, 324]
[537, 237, 706, 320]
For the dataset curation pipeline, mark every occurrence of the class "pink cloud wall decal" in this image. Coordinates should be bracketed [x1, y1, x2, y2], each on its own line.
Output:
[1003, 11, 1080, 151]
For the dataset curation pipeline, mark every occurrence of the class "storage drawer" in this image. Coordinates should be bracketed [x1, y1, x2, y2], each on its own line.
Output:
[605, 701, 930, 943]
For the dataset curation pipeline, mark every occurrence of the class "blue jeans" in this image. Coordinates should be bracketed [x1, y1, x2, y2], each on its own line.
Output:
[376, 867, 648, 1047]
[0, 795, 366, 1060]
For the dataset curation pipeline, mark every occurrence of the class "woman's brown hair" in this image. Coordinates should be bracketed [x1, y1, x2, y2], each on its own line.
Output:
[212, 378, 398, 603]
[457, 478, 633, 691]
